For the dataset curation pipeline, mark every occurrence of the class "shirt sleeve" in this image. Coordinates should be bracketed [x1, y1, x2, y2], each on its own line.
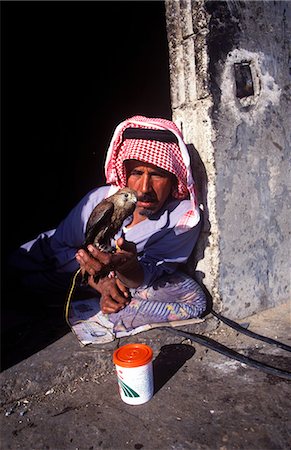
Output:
[49, 186, 111, 272]
[13, 186, 110, 274]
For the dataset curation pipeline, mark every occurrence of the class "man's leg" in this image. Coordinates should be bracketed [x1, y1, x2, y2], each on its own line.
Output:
[108, 271, 207, 333]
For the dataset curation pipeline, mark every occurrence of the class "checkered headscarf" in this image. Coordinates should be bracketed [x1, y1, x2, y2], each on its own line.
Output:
[104, 116, 200, 229]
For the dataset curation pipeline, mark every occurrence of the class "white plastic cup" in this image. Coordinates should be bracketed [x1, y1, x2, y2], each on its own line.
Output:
[113, 343, 154, 405]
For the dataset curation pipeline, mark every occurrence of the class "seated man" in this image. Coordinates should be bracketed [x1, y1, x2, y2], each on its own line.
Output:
[10, 115, 207, 334]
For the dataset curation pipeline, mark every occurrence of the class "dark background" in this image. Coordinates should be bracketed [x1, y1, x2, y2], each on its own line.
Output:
[1, 0, 172, 368]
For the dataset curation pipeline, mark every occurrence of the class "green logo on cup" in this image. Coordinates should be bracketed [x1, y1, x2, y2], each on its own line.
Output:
[118, 378, 140, 398]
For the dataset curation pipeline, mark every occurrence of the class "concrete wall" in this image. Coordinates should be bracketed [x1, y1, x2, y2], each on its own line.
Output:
[165, 0, 290, 318]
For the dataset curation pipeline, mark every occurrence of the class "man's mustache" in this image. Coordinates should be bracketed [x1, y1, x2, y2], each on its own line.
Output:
[138, 193, 157, 203]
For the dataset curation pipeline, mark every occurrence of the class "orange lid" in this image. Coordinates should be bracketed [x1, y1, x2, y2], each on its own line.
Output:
[113, 343, 153, 368]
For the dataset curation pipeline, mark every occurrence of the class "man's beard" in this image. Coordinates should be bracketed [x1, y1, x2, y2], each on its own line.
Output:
[137, 193, 157, 218]
[138, 209, 155, 218]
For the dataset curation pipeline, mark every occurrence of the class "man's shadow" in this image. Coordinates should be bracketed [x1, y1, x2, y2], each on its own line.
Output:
[182, 144, 213, 315]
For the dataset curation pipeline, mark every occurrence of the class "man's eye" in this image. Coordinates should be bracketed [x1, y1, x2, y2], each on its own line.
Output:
[152, 173, 166, 178]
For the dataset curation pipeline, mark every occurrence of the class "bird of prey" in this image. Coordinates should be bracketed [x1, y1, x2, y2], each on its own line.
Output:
[80, 187, 137, 284]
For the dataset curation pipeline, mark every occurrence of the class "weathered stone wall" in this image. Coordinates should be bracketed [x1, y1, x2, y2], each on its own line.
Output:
[165, 0, 290, 318]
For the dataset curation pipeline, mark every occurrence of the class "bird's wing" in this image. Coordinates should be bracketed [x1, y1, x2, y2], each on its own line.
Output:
[84, 199, 114, 245]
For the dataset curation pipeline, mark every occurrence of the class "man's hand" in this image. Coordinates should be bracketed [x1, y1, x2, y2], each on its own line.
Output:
[75, 245, 115, 280]
[115, 237, 144, 287]
[95, 277, 130, 314]
[75, 237, 144, 288]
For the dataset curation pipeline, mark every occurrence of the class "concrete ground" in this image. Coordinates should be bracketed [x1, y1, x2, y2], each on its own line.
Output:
[1, 301, 290, 450]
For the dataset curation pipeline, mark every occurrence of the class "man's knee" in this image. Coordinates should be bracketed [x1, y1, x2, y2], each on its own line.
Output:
[133, 271, 206, 305]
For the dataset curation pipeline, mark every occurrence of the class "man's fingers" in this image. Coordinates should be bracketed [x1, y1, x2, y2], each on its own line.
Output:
[76, 249, 90, 263]
[110, 291, 129, 305]
[116, 278, 129, 298]
[87, 275, 100, 290]
[76, 244, 134, 273]
[76, 249, 103, 273]
[87, 245, 112, 264]
[101, 296, 129, 314]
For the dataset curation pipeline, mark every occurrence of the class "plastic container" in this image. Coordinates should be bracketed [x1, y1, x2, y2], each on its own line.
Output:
[113, 343, 154, 405]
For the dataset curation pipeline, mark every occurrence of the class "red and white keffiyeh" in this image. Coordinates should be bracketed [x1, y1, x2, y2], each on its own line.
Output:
[104, 115, 200, 229]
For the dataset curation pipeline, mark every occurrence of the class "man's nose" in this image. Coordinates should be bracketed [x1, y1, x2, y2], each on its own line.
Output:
[140, 174, 152, 193]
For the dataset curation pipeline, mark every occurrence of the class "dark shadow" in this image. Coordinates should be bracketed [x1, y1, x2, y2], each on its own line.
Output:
[1, 259, 98, 371]
[1, 1, 172, 370]
[0, 280, 69, 371]
[185, 143, 210, 282]
[195, 273, 214, 317]
[180, 144, 213, 315]
[153, 344, 196, 394]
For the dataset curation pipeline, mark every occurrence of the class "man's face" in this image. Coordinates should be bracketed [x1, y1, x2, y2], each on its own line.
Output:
[125, 160, 175, 218]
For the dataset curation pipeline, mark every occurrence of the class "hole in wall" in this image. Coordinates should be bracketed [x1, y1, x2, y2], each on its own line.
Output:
[234, 61, 254, 98]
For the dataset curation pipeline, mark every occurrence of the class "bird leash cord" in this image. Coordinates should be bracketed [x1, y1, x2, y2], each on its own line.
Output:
[164, 309, 291, 381]
[65, 269, 291, 381]
[65, 268, 81, 327]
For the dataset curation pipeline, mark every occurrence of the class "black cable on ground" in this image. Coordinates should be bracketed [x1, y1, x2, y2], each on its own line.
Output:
[164, 327, 291, 381]
[210, 309, 291, 353]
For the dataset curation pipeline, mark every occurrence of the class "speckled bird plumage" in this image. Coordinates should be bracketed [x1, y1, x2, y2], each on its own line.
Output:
[80, 187, 137, 284]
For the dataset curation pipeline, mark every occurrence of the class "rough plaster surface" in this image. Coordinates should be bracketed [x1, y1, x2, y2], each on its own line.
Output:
[165, 0, 221, 309]
[165, 0, 290, 318]
[212, 1, 290, 318]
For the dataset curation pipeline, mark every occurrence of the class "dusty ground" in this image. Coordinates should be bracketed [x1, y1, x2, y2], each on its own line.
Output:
[1, 302, 290, 450]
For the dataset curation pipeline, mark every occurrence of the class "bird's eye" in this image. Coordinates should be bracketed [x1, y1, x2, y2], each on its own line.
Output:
[124, 193, 129, 198]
